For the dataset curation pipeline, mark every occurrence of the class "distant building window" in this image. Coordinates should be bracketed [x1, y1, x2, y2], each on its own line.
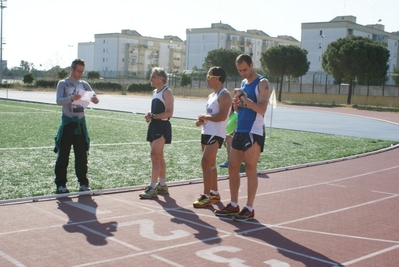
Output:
[348, 29, 353, 36]
[319, 30, 323, 36]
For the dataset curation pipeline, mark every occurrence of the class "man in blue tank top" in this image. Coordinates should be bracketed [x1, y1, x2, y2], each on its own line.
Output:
[215, 54, 271, 221]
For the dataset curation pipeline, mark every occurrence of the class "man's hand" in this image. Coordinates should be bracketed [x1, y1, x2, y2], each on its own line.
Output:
[91, 96, 99, 104]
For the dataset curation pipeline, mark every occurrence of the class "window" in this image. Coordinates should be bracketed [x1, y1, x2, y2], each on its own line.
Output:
[319, 30, 323, 36]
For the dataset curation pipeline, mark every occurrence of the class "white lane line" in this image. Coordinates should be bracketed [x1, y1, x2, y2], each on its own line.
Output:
[340, 244, 399, 266]
[151, 254, 186, 267]
[77, 225, 142, 251]
[64, 200, 112, 215]
[0, 250, 27, 267]
[0, 140, 198, 151]
[235, 234, 339, 266]
[273, 194, 398, 227]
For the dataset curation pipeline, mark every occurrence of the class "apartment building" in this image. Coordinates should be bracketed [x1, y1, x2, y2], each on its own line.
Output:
[301, 15, 399, 85]
[186, 22, 300, 70]
[78, 29, 185, 77]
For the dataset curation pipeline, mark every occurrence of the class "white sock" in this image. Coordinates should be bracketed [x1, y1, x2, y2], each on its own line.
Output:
[245, 205, 253, 212]
[230, 202, 238, 208]
[150, 182, 156, 188]
[210, 190, 218, 195]
[159, 178, 166, 186]
[203, 193, 210, 198]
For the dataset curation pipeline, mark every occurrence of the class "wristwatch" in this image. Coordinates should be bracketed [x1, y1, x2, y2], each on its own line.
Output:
[149, 113, 155, 119]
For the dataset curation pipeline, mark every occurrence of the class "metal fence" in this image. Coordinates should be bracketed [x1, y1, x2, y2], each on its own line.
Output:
[4, 70, 399, 97]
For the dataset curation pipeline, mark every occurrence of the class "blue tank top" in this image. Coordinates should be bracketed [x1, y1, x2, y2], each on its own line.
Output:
[236, 76, 264, 135]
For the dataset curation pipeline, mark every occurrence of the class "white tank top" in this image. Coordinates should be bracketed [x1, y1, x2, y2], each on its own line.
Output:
[202, 88, 229, 138]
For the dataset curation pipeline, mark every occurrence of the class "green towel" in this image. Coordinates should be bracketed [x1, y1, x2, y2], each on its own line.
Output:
[54, 114, 90, 153]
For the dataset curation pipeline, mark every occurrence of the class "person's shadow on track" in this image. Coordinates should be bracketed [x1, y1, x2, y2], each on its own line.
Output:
[214, 216, 343, 266]
[156, 194, 221, 245]
[57, 195, 118, 246]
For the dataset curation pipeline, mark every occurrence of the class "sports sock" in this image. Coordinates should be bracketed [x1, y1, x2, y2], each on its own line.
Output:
[159, 178, 166, 186]
[230, 202, 238, 208]
[210, 189, 218, 195]
[245, 205, 253, 212]
[150, 182, 156, 188]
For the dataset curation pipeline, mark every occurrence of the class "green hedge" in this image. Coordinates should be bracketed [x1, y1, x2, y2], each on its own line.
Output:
[90, 81, 122, 91]
[36, 80, 58, 88]
[126, 82, 153, 92]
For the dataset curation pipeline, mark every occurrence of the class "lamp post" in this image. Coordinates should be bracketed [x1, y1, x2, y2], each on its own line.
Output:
[320, 35, 326, 84]
[0, 0, 7, 85]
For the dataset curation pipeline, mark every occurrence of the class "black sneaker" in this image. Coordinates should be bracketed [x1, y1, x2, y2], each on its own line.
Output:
[232, 207, 255, 221]
[56, 186, 70, 194]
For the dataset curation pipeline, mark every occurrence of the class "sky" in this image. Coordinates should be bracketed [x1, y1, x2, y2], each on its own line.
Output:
[2, 0, 399, 70]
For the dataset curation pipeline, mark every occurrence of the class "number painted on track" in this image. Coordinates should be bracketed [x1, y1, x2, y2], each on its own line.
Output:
[196, 246, 290, 267]
[117, 219, 190, 241]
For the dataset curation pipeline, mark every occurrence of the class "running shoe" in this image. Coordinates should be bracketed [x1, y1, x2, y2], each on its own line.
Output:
[219, 160, 229, 168]
[233, 207, 255, 221]
[139, 186, 157, 199]
[79, 185, 91, 192]
[156, 183, 169, 194]
[56, 185, 70, 194]
[193, 194, 211, 208]
[209, 192, 220, 203]
[214, 203, 240, 216]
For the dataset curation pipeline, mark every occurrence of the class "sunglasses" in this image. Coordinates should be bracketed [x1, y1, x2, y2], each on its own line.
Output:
[73, 67, 84, 74]
[206, 75, 220, 80]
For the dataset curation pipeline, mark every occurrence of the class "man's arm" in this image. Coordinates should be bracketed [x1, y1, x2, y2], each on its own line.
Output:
[152, 88, 174, 120]
[240, 78, 270, 115]
[199, 91, 232, 122]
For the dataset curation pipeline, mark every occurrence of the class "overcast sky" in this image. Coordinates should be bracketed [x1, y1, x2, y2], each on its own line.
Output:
[3, 0, 398, 69]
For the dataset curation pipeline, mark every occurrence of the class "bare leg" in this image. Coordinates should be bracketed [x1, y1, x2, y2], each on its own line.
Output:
[150, 137, 166, 185]
[201, 142, 219, 194]
[228, 147, 244, 204]
[243, 143, 261, 207]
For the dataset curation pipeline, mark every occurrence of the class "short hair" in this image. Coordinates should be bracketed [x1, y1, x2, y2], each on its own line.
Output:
[151, 67, 168, 84]
[209, 66, 226, 83]
[235, 54, 253, 66]
[71, 58, 85, 69]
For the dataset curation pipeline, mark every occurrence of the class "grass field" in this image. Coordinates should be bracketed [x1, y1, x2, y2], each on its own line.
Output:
[0, 99, 397, 200]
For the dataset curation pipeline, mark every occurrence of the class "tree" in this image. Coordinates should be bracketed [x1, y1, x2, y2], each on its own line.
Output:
[322, 36, 390, 104]
[23, 73, 35, 85]
[203, 48, 241, 76]
[20, 60, 34, 72]
[393, 67, 399, 86]
[261, 45, 309, 102]
[179, 73, 191, 87]
[87, 71, 101, 80]
[57, 69, 69, 79]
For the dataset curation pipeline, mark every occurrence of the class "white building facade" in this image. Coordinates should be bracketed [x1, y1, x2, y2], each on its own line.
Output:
[301, 15, 399, 85]
[78, 30, 185, 77]
[185, 22, 300, 71]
